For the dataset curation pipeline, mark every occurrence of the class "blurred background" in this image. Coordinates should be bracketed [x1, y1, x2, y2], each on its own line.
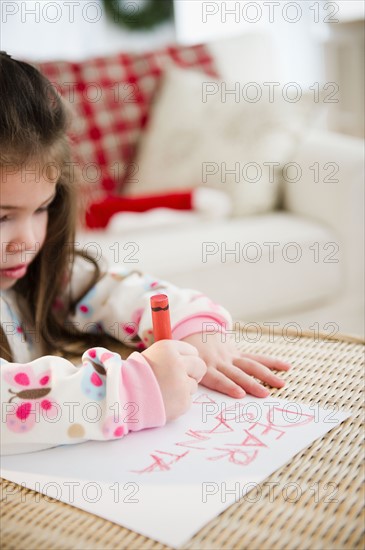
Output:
[2, 0, 364, 137]
[1, 0, 364, 338]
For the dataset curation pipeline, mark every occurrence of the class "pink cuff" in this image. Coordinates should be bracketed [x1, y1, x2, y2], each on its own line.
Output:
[120, 351, 166, 432]
[172, 314, 228, 341]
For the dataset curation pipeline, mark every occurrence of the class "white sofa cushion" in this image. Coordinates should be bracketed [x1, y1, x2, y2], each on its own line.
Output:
[283, 130, 365, 295]
[76, 212, 342, 320]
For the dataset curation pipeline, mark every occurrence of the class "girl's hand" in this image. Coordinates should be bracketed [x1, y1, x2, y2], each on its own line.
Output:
[180, 333, 292, 399]
[142, 340, 207, 421]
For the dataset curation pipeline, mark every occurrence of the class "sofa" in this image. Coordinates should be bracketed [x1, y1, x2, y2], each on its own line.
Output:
[35, 33, 364, 337]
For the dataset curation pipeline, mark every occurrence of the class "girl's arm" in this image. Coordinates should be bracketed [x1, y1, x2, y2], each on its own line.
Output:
[64, 255, 233, 350]
[0, 347, 166, 456]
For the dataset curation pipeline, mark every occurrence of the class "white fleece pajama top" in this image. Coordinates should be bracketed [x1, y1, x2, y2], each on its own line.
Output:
[0, 255, 232, 456]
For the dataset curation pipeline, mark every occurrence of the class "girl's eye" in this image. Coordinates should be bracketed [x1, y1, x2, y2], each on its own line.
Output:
[0, 206, 50, 223]
[35, 206, 49, 214]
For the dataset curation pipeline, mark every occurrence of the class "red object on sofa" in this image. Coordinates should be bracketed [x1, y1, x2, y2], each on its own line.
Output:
[85, 190, 194, 229]
[34, 45, 218, 208]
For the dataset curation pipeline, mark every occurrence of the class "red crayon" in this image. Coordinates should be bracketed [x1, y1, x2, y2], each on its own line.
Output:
[150, 294, 172, 341]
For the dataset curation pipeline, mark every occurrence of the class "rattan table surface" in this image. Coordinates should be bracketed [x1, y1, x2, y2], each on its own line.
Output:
[1, 325, 364, 550]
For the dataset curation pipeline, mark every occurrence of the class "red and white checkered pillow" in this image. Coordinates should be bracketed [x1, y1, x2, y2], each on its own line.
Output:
[35, 45, 218, 210]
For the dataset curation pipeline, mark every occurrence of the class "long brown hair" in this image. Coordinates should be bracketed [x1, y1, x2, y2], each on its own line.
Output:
[0, 51, 123, 362]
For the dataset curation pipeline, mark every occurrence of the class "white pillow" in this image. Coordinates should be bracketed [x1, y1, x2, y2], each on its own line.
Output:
[124, 67, 319, 216]
[107, 188, 232, 233]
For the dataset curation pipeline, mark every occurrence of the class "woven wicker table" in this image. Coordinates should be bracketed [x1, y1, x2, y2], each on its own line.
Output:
[1, 326, 364, 550]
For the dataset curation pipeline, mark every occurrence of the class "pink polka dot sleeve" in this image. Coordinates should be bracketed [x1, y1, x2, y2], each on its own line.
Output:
[0, 347, 166, 456]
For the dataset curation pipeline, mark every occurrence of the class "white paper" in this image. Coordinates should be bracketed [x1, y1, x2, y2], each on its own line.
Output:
[1, 390, 351, 548]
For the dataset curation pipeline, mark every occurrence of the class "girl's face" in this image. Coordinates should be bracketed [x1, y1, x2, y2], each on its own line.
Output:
[0, 165, 57, 290]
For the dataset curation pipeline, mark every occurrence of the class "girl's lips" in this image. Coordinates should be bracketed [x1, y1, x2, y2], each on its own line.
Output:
[0, 264, 28, 279]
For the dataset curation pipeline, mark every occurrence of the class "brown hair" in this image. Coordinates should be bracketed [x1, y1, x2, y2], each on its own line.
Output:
[0, 51, 122, 362]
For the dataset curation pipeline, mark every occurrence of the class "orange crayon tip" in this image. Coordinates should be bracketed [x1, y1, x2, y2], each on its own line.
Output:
[150, 294, 172, 341]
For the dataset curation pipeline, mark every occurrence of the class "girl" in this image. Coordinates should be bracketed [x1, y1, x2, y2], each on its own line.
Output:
[0, 51, 291, 456]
